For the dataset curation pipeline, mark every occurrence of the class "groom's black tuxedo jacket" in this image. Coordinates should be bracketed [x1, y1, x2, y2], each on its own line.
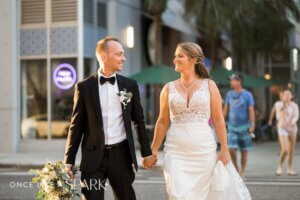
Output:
[64, 73, 152, 173]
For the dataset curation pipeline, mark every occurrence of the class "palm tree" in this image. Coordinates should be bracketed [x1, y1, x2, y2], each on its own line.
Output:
[144, 0, 168, 64]
[184, 0, 300, 118]
[230, 0, 300, 72]
[143, 0, 168, 124]
[183, 0, 300, 71]
[184, 0, 235, 68]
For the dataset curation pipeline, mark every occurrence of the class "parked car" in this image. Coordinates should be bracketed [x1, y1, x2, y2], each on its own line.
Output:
[21, 114, 69, 139]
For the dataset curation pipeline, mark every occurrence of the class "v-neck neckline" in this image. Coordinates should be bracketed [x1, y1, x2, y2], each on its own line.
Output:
[173, 79, 205, 108]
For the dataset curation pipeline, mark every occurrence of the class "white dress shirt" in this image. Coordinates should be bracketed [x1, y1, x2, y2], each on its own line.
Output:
[98, 70, 127, 145]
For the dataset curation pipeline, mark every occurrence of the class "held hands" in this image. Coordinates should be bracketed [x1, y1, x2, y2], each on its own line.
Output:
[141, 147, 159, 169]
[142, 154, 157, 169]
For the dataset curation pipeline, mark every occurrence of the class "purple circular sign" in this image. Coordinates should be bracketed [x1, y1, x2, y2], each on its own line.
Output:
[53, 63, 77, 90]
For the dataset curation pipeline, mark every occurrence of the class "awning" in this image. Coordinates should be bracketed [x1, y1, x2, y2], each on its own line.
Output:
[210, 67, 286, 88]
[130, 65, 285, 88]
[130, 64, 179, 84]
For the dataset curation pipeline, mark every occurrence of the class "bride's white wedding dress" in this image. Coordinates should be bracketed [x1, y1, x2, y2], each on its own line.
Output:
[163, 79, 251, 200]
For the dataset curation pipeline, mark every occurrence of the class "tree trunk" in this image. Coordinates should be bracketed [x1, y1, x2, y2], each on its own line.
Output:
[153, 13, 163, 122]
[154, 13, 162, 64]
[210, 36, 218, 69]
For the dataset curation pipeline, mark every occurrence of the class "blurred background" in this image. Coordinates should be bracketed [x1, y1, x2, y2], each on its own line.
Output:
[0, 0, 300, 154]
[2, 1, 300, 199]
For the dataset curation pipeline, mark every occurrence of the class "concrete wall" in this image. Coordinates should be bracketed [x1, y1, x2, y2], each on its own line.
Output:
[0, 0, 20, 153]
[107, 0, 142, 76]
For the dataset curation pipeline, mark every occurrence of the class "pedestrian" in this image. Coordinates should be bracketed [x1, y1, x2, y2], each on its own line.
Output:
[223, 73, 255, 177]
[276, 89, 299, 176]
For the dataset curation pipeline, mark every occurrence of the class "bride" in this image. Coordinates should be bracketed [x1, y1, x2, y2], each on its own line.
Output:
[151, 42, 251, 200]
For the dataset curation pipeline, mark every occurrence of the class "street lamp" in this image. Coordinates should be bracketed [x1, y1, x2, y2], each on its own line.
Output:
[264, 73, 271, 80]
[292, 48, 298, 71]
[225, 57, 232, 70]
[126, 26, 134, 48]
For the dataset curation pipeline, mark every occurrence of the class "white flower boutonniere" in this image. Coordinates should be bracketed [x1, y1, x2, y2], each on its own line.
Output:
[117, 89, 132, 109]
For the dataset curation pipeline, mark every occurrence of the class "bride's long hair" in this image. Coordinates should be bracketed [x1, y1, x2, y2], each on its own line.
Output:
[177, 42, 210, 79]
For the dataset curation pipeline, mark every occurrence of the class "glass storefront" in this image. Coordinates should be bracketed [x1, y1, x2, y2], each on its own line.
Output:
[84, 58, 97, 78]
[21, 60, 47, 139]
[21, 58, 77, 139]
[51, 58, 77, 139]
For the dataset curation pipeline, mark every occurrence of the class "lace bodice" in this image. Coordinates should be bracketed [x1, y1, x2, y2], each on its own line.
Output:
[168, 79, 211, 124]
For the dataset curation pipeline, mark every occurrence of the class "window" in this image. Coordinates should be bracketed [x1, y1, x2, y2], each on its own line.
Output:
[84, 0, 94, 24]
[21, 0, 45, 24]
[51, 58, 77, 138]
[97, 2, 107, 28]
[51, 0, 77, 22]
[84, 58, 97, 78]
[21, 60, 47, 139]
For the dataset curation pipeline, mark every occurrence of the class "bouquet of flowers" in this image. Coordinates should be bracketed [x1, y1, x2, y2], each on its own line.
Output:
[29, 161, 79, 200]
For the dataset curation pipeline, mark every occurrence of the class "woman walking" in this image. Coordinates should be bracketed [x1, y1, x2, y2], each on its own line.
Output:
[276, 90, 299, 176]
[151, 42, 250, 199]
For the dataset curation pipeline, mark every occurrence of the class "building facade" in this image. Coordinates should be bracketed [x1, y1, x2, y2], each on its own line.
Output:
[0, 0, 198, 153]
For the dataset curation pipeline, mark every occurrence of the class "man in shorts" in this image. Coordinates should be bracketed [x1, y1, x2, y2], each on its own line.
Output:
[223, 74, 255, 177]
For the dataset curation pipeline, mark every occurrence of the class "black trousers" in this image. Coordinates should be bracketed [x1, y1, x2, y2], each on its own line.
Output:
[81, 141, 136, 200]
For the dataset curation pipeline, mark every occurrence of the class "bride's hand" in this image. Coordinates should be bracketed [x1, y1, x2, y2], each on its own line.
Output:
[152, 149, 158, 160]
[218, 149, 231, 165]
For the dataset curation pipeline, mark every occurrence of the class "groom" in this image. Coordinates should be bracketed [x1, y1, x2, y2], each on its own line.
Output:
[64, 36, 156, 200]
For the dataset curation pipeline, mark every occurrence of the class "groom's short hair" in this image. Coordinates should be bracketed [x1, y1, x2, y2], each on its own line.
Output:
[95, 36, 120, 55]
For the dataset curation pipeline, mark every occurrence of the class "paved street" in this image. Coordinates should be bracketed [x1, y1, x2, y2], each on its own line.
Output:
[1, 142, 300, 199]
[1, 168, 300, 200]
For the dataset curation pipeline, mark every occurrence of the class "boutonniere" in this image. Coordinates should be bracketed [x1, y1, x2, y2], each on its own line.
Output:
[117, 89, 132, 109]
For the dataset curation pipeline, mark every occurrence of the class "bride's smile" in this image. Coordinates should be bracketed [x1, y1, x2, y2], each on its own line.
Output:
[173, 47, 196, 73]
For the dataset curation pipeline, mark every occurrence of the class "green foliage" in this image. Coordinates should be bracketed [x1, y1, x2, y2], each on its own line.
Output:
[143, 0, 168, 14]
[29, 161, 79, 200]
[185, 0, 233, 38]
[184, 0, 300, 54]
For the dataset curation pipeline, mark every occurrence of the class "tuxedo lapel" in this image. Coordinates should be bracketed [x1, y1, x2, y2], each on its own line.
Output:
[116, 74, 130, 130]
[90, 74, 103, 125]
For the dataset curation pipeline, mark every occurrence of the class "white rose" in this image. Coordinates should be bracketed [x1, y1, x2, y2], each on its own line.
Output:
[57, 180, 62, 187]
[41, 179, 47, 187]
[42, 167, 49, 173]
[119, 96, 125, 103]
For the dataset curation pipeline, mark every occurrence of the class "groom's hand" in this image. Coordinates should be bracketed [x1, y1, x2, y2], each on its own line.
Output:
[65, 164, 75, 179]
[142, 155, 157, 169]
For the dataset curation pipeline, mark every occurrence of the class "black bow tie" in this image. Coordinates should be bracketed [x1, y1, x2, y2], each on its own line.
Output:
[100, 76, 116, 85]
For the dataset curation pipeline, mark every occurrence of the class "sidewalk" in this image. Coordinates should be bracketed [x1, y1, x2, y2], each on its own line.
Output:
[0, 142, 299, 176]
[0, 148, 165, 170]
[247, 142, 300, 176]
